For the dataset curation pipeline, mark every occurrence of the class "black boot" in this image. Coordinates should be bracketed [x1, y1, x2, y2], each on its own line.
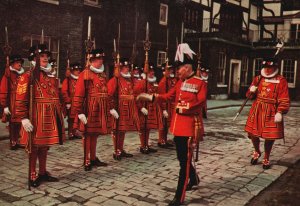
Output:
[186, 174, 200, 191]
[120, 150, 133, 158]
[147, 146, 157, 153]
[38, 172, 59, 182]
[84, 163, 92, 171]
[140, 147, 150, 154]
[91, 157, 108, 167]
[113, 153, 122, 161]
[168, 197, 182, 206]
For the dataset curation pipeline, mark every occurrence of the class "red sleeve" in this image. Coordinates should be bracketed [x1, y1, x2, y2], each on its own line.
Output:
[277, 78, 290, 114]
[61, 78, 71, 104]
[0, 72, 9, 108]
[15, 72, 30, 119]
[107, 77, 117, 96]
[156, 80, 180, 102]
[180, 81, 207, 115]
[71, 71, 87, 115]
[158, 77, 166, 94]
[246, 76, 260, 98]
[133, 79, 146, 95]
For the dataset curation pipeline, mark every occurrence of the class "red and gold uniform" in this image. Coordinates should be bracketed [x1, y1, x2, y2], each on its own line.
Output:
[0, 65, 24, 149]
[107, 74, 140, 159]
[245, 57, 290, 170]
[71, 59, 112, 169]
[245, 75, 290, 139]
[157, 74, 177, 146]
[61, 74, 78, 138]
[134, 78, 163, 153]
[15, 44, 65, 187]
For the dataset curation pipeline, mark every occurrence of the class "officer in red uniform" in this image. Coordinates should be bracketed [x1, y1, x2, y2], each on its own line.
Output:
[71, 49, 111, 171]
[131, 65, 142, 87]
[137, 43, 206, 206]
[107, 58, 140, 160]
[15, 44, 65, 187]
[245, 57, 290, 169]
[0, 55, 25, 150]
[134, 64, 162, 154]
[157, 63, 177, 148]
[61, 63, 83, 139]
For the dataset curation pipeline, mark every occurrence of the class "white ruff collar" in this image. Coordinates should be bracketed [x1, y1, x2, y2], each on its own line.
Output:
[200, 75, 208, 81]
[31, 61, 36, 67]
[170, 74, 175, 78]
[40, 64, 56, 77]
[120, 72, 131, 79]
[71, 73, 79, 80]
[147, 76, 157, 83]
[261, 68, 278, 78]
[10, 66, 24, 75]
[133, 74, 140, 78]
[90, 65, 104, 73]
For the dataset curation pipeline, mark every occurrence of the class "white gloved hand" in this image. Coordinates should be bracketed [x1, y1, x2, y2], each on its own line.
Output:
[249, 86, 257, 93]
[141, 108, 148, 116]
[163, 110, 168, 118]
[78, 114, 87, 125]
[4, 107, 11, 115]
[136, 93, 154, 101]
[274, 112, 283, 123]
[110, 109, 119, 119]
[66, 104, 71, 109]
[21, 119, 34, 132]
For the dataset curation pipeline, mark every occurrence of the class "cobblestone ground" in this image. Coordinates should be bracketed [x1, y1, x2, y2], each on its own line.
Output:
[0, 107, 299, 206]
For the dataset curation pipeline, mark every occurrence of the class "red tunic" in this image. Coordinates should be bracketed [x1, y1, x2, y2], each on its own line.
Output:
[245, 75, 290, 139]
[132, 76, 142, 87]
[107, 76, 140, 131]
[71, 68, 112, 135]
[134, 79, 163, 130]
[15, 70, 65, 146]
[0, 67, 22, 123]
[156, 75, 207, 138]
[61, 76, 77, 118]
[158, 76, 178, 125]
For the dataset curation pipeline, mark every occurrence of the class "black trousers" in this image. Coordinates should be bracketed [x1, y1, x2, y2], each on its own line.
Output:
[174, 136, 197, 202]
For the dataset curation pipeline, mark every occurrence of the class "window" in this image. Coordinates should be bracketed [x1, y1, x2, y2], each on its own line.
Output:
[159, 3, 168, 25]
[157, 51, 167, 66]
[281, 59, 297, 88]
[22, 34, 60, 76]
[291, 24, 300, 41]
[253, 58, 263, 77]
[241, 56, 249, 85]
[217, 52, 226, 85]
[37, 0, 59, 5]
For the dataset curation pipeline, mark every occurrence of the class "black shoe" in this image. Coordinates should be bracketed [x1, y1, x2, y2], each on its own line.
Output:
[262, 159, 271, 170]
[168, 197, 182, 206]
[30, 178, 41, 188]
[140, 147, 150, 154]
[147, 147, 157, 153]
[187, 174, 200, 191]
[120, 150, 133, 158]
[91, 157, 108, 167]
[113, 153, 122, 161]
[10, 144, 19, 150]
[84, 164, 92, 171]
[158, 142, 168, 148]
[38, 172, 59, 182]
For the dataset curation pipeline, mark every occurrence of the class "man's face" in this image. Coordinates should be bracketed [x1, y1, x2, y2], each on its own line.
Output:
[91, 58, 103, 68]
[177, 64, 191, 79]
[12, 61, 22, 71]
[121, 65, 129, 74]
[72, 69, 80, 76]
[201, 71, 208, 77]
[148, 70, 155, 78]
[264, 66, 275, 75]
[133, 69, 139, 75]
[40, 53, 49, 67]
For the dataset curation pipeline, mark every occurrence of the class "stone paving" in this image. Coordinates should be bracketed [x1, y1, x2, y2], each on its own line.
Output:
[0, 106, 299, 206]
